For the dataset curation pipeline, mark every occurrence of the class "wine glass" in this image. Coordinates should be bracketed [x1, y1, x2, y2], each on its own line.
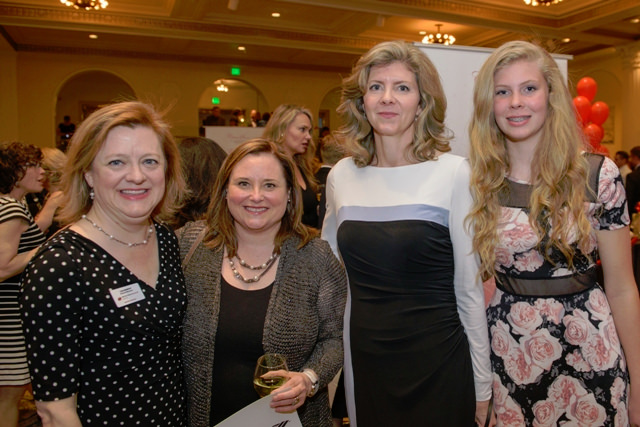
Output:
[253, 353, 288, 397]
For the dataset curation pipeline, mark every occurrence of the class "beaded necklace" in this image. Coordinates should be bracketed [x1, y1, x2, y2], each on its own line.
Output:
[227, 250, 279, 283]
[82, 215, 154, 247]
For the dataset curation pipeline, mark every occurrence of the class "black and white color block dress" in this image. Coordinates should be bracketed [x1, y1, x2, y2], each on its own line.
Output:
[321, 155, 492, 426]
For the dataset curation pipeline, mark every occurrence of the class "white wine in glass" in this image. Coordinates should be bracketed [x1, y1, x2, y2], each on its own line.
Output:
[253, 353, 288, 397]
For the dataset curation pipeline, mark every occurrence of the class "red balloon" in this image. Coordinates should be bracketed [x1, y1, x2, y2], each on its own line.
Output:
[592, 143, 609, 157]
[577, 77, 597, 102]
[573, 96, 591, 125]
[584, 123, 604, 146]
[590, 101, 609, 126]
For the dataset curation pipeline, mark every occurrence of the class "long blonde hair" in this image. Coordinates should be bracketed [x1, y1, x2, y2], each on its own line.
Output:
[337, 40, 451, 167]
[468, 40, 592, 280]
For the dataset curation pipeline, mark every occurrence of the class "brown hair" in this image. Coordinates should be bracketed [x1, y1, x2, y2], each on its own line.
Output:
[173, 137, 227, 228]
[57, 101, 186, 225]
[0, 141, 43, 194]
[204, 138, 317, 257]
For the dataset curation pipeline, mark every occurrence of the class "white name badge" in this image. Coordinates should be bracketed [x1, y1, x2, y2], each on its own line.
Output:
[109, 283, 146, 308]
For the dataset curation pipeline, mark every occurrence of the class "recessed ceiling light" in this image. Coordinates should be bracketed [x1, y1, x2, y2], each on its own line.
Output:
[271, 12, 280, 18]
[561, 38, 571, 43]
[89, 34, 98, 39]
[419, 31, 426, 35]
[238, 46, 246, 51]
[630, 18, 640, 24]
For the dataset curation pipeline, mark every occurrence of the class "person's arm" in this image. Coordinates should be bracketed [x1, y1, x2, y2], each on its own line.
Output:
[0, 218, 38, 281]
[36, 395, 82, 427]
[597, 227, 640, 425]
[271, 242, 347, 412]
[34, 191, 63, 233]
[450, 160, 493, 421]
[21, 243, 84, 426]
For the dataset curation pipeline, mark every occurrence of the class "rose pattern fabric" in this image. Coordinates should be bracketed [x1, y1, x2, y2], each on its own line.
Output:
[495, 157, 627, 279]
[489, 156, 630, 426]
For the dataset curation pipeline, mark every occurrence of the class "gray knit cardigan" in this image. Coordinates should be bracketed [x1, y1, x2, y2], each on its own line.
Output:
[177, 221, 347, 427]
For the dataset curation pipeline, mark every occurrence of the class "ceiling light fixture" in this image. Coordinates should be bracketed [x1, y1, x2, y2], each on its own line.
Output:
[215, 80, 229, 92]
[271, 12, 280, 18]
[523, 0, 562, 6]
[60, 0, 108, 10]
[422, 24, 455, 46]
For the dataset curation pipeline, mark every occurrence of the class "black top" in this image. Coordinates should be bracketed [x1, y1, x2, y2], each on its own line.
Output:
[301, 174, 319, 228]
[210, 276, 273, 424]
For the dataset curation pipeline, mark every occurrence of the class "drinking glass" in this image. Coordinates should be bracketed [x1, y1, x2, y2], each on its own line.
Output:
[253, 353, 288, 397]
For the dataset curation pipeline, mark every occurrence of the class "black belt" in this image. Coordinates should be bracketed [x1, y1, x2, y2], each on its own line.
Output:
[495, 268, 597, 297]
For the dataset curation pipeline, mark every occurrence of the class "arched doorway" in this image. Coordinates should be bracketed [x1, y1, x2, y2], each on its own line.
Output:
[55, 70, 135, 149]
[197, 79, 268, 127]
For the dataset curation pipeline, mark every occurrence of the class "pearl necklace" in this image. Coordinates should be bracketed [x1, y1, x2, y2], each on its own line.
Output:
[228, 251, 279, 283]
[82, 215, 154, 247]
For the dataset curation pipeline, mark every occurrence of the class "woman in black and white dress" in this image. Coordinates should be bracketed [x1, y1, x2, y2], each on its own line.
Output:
[0, 141, 49, 427]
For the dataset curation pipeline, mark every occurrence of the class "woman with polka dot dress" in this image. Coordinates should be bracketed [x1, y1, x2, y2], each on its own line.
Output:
[20, 101, 188, 426]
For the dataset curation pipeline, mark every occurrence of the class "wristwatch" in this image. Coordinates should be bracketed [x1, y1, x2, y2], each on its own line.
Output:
[303, 369, 319, 397]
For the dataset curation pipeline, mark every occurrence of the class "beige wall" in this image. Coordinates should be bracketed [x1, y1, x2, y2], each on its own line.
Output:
[4, 51, 344, 148]
[3, 44, 640, 154]
[0, 37, 19, 140]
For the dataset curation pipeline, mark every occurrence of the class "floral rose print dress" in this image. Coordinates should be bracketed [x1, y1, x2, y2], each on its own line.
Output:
[488, 154, 630, 426]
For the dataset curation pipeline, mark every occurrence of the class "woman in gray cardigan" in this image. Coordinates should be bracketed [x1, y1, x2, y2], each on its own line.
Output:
[177, 139, 347, 427]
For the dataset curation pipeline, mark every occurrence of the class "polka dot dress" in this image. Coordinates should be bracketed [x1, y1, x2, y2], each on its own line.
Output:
[20, 223, 187, 426]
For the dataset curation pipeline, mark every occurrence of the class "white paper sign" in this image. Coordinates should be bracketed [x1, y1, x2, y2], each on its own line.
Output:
[214, 395, 303, 427]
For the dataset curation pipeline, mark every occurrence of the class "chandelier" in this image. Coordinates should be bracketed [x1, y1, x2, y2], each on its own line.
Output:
[216, 80, 229, 92]
[60, 0, 109, 10]
[523, 0, 562, 6]
[422, 24, 455, 46]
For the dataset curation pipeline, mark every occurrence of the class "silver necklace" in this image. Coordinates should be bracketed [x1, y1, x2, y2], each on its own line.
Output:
[228, 252, 279, 283]
[237, 252, 278, 270]
[82, 215, 154, 247]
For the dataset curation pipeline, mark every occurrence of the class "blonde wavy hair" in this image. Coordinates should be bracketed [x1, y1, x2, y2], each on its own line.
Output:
[337, 40, 451, 167]
[468, 40, 592, 280]
[262, 104, 317, 191]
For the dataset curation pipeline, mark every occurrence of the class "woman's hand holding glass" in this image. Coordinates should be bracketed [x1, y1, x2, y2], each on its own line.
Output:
[254, 353, 311, 412]
[253, 353, 287, 397]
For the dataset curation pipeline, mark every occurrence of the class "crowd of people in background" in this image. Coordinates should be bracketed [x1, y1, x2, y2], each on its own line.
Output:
[1, 38, 639, 427]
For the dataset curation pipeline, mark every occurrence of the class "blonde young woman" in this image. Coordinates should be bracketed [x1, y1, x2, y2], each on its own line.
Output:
[468, 40, 640, 425]
[322, 40, 492, 426]
[263, 105, 319, 228]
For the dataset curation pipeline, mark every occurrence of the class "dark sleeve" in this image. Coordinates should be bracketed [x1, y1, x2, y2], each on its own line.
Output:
[626, 170, 639, 218]
[303, 240, 347, 388]
[20, 244, 83, 401]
